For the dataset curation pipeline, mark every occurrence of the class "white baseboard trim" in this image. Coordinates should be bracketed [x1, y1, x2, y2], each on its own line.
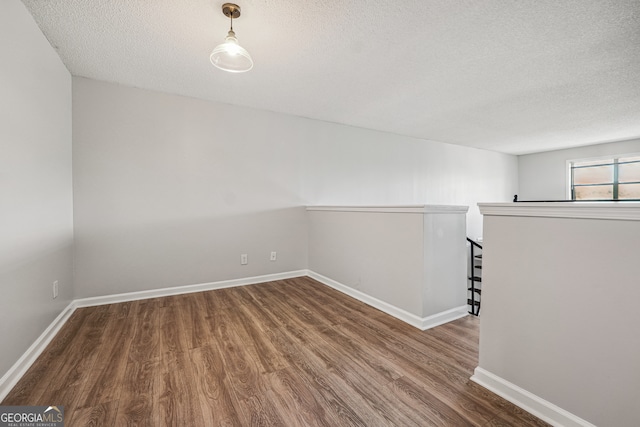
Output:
[307, 270, 468, 330]
[74, 270, 308, 308]
[0, 301, 77, 402]
[471, 367, 597, 427]
[419, 305, 468, 330]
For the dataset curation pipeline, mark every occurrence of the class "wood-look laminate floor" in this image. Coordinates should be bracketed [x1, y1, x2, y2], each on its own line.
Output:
[3, 277, 549, 426]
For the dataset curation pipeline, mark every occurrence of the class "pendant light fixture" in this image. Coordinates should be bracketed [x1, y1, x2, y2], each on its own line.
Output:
[210, 3, 253, 73]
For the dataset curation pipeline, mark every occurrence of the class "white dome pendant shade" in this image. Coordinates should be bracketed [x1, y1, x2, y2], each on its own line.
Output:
[210, 3, 253, 73]
[210, 29, 253, 72]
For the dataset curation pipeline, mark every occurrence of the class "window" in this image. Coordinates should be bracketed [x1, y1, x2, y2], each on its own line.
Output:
[570, 155, 640, 200]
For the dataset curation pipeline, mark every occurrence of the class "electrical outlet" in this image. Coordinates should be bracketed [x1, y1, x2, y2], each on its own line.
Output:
[52, 280, 59, 299]
[241, 254, 248, 265]
[270, 251, 277, 261]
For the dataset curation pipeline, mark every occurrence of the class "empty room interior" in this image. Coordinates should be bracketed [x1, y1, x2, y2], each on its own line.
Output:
[2, 0, 640, 426]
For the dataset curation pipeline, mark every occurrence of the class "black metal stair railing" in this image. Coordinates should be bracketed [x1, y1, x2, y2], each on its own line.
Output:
[467, 238, 483, 316]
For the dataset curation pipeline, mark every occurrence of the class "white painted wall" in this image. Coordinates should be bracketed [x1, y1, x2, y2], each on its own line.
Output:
[477, 204, 640, 426]
[308, 209, 425, 316]
[0, 1, 73, 379]
[307, 206, 468, 326]
[518, 138, 640, 200]
[72, 78, 309, 298]
[422, 212, 468, 317]
[303, 125, 518, 239]
[72, 77, 517, 298]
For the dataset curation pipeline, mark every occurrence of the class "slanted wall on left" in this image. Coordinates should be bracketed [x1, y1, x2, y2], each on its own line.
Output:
[0, 1, 74, 380]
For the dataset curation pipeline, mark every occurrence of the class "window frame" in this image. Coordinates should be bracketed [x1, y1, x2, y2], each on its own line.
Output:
[566, 153, 640, 201]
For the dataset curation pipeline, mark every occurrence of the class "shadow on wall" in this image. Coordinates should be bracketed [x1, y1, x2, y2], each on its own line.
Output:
[73, 206, 309, 299]
[0, 242, 73, 381]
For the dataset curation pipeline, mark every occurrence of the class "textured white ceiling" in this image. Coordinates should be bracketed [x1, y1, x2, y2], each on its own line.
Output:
[21, 0, 640, 154]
